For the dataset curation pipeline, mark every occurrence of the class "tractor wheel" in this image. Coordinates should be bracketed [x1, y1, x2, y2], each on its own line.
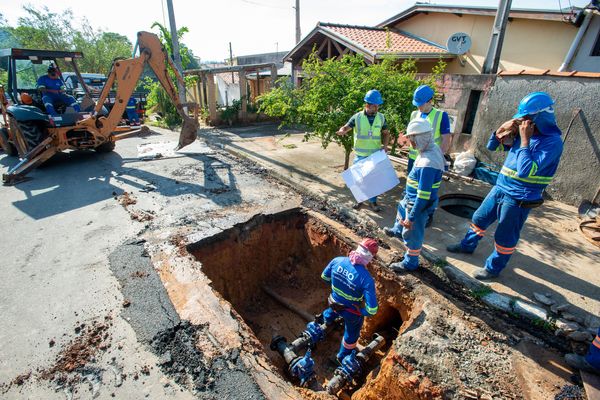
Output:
[8, 117, 46, 157]
[95, 141, 115, 153]
[0, 127, 17, 156]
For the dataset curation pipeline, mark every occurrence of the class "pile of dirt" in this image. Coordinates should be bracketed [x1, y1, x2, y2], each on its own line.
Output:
[40, 317, 112, 382]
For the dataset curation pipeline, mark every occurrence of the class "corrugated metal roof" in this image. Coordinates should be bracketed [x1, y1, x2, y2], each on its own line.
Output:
[321, 23, 448, 55]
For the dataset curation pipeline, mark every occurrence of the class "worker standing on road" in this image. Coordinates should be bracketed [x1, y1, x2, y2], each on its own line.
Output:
[385, 119, 444, 272]
[446, 92, 564, 280]
[37, 64, 80, 117]
[337, 90, 390, 212]
[565, 326, 600, 375]
[407, 85, 451, 174]
[320, 238, 379, 363]
[126, 97, 140, 126]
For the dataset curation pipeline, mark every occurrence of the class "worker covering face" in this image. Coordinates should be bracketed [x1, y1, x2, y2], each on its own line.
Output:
[36, 64, 81, 117]
[386, 118, 444, 271]
[319, 238, 379, 363]
[447, 92, 564, 280]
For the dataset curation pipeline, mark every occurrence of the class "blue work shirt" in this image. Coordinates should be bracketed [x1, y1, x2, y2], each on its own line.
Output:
[487, 128, 563, 201]
[321, 256, 378, 316]
[36, 75, 65, 92]
[405, 166, 443, 221]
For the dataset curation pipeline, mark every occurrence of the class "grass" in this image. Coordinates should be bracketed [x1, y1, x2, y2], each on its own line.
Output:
[471, 286, 493, 299]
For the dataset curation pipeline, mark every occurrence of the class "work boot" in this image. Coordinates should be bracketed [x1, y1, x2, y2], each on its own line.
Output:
[383, 226, 401, 239]
[565, 353, 599, 375]
[368, 202, 382, 212]
[425, 215, 434, 228]
[472, 267, 496, 281]
[389, 261, 417, 273]
[446, 243, 474, 254]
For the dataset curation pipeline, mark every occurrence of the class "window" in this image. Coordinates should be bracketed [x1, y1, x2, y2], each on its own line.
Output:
[462, 90, 482, 134]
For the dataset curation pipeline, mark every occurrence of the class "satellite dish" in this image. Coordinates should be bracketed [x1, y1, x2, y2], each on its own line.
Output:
[446, 33, 472, 55]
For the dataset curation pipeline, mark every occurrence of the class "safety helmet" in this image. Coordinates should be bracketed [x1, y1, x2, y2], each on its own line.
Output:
[360, 238, 379, 256]
[364, 89, 383, 105]
[47, 64, 57, 73]
[513, 92, 555, 118]
[412, 84, 434, 107]
[405, 118, 433, 136]
[20, 92, 33, 105]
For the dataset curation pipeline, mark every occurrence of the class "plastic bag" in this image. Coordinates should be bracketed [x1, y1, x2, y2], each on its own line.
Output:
[452, 151, 477, 176]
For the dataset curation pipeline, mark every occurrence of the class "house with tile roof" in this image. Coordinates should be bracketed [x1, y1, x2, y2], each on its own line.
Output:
[285, 3, 600, 79]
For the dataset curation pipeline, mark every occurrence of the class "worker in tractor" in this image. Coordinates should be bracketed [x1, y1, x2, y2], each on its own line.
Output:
[385, 119, 444, 272]
[446, 92, 564, 280]
[336, 89, 390, 212]
[36, 64, 80, 117]
[407, 85, 451, 174]
[126, 96, 140, 126]
[565, 325, 600, 375]
[319, 238, 379, 364]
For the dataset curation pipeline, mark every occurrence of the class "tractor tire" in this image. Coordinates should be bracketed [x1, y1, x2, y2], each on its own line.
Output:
[0, 127, 17, 156]
[8, 117, 46, 157]
[95, 141, 116, 153]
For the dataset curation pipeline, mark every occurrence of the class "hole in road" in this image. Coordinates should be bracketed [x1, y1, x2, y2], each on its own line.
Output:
[439, 193, 484, 219]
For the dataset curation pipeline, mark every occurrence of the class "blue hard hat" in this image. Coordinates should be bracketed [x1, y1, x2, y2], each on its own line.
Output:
[513, 92, 555, 118]
[364, 89, 383, 105]
[412, 85, 434, 106]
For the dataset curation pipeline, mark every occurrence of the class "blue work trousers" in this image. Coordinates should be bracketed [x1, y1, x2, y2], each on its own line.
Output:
[43, 93, 80, 116]
[390, 197, 437, 270]
[323, 307, 364, 361]
[459, 186, 531, 276]
[126, 107, 139, 122]
[354, 155, 377, 204]
[586, 326, 600, 370]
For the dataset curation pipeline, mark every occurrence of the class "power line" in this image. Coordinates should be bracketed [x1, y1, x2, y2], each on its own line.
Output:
[239, 0, 290, 10]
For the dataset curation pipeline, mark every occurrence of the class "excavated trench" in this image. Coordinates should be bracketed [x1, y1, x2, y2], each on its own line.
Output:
[187, 209, 410, 397]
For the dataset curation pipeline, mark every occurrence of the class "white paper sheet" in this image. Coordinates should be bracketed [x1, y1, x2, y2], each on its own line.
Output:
[341, 150, 400, 203]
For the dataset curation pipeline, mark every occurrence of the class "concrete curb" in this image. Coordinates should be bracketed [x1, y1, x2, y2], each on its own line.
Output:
[208, 131, 554, 329]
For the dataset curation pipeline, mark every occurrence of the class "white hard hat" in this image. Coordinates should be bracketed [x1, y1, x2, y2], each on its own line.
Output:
[405, 118, 432, 136]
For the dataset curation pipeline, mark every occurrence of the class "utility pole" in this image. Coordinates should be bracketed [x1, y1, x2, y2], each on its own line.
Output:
[229, 42, 235, 84]
[295, 0, 301, 43]
[165, 0, 187, 106]
[481, 0, 512, 74]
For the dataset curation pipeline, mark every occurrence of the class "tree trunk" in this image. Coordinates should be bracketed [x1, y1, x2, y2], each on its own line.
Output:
[344, 149, 351, 170]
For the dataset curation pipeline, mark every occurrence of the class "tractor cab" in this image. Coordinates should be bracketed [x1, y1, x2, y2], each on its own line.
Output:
[0, 48, 91, 127]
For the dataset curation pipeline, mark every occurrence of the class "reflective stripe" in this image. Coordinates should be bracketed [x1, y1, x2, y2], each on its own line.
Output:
[354, 147, 379, 156]
[321, 272, 331, 282]
[354, 112, 383, 156]
[495, 243, 516, 255]
[406, 178, 418, 189]
[432, 180, 442, 189]
[408, 147, 419, 160]
[332, 285, 364, 302]
[126, 106, 136, 109]
[365, 305, 378, 315]
[342, 339, 358, 349]
[470, 223, 486, 237]
[407, 248, 421, 256]
[500, 166, 553, 185]
[417, 190, 431, 200]
[495, 144, 505, 152]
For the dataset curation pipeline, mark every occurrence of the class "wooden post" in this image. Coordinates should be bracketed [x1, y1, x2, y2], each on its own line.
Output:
[239, 70, 247, 122]
[270, 64, 277, 90]
[195, 75, 203, 109]
[206, 72, 217, 124]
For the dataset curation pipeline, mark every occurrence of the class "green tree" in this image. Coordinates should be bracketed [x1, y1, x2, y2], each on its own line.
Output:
[259, 54, 445, 169]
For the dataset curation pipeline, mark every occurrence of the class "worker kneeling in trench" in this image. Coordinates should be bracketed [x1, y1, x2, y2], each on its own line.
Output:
[319, 238, 379, 364]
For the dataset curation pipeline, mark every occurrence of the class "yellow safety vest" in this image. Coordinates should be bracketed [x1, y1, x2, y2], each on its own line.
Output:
[408, 108, 443, 160]
[353, 111, 384, 157]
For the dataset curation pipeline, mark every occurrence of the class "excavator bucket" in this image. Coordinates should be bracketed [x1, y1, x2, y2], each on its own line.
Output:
[176, 116, 199, 150]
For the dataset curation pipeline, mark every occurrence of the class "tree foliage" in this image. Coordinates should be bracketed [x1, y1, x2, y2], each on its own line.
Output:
[0, 5, 132, 75]
[258, 54, 446, 167]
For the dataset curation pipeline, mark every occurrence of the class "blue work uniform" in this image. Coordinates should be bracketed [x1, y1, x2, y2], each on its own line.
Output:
[320, 256, 378, 361]
[407, 110, 450, 174]
[347, 111, 388, 204]
[458, 127, 563, 276]
[36, 75, 80, 116]
[390, 165, 443, 270]
[126, 97, 140, 123]
[586, 327, 600, 371]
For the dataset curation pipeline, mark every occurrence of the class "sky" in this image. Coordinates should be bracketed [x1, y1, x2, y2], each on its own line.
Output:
[2, 0, 591, 62]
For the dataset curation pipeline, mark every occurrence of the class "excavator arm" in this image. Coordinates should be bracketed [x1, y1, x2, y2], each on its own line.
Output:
[83, 31, 199, 149]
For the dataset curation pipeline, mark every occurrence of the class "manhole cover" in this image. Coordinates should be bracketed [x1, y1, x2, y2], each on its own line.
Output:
[439, 194, 484, 219]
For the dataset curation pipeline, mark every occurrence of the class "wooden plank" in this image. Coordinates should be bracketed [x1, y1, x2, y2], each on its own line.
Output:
[332, 39, 344, 55]
[316, 39, 328, 58]
[581, 370, 600, 400]
[327, 38, 332, 58]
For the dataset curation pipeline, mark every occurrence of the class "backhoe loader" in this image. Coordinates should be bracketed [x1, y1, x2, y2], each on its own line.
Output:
[0, 31, 199, 185]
